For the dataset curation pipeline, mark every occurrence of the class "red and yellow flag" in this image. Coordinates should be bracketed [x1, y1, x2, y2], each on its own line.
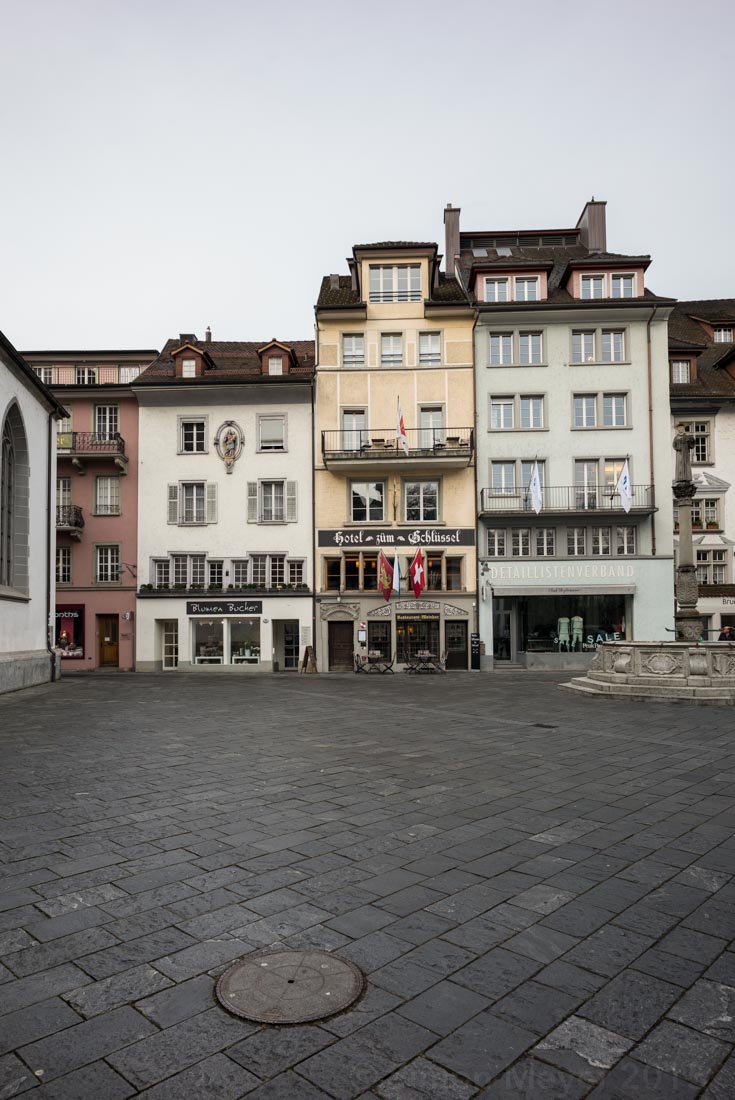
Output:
[377, 551, 394, 602]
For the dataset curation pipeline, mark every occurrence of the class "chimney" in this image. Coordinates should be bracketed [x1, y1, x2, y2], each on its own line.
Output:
[205, 326, 212, 342]
[576, 197, 607, 253]
[444, 203, 461, 274]
[329, 274, 340, 290]
[179, 333, 197, 344]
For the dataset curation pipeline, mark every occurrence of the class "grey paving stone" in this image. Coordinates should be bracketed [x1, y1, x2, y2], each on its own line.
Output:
[298, 1013, 435, 1098]
[533, 1015, 633, 1083]
[386, 912, 457, 946]
[134, 973, 215, 1027]
[76, 927, 196, 979]
[327, 905, 398, 938]
[0, 997, 81, 1056]
[430, 1011, 536, 1086]
[63, 963, 172, 1017]
[19, 1005, 156, 1082]
[476, 1055, 590, 1098]
[340, 931, 409, 972]
[512, 885, 576, 915]
[441, 915, 513, 953]
[396, 979, 489, 1035]
[106, 1007, 257, 1089]
[20, 907, 110, 947]
[0, 1053, 38, 1098]
[370, 956, 442, 998]
[2, 928, 120, 977]
[578, 969, 682, 1040]
[632, 1019, 730, 1086]
[114, 862, 204, 895]
[135, 1054, 260, 1099]
[153, 936, 252, 981]
[540, 900, 617, 938]
[99, 883, 198, 919]
[0, 963, 91, 1013]
[493, 979, 582, 1034]
[228, 1025, 334, 1077]
[585, 1056, 700, 1098]
[631, 947, 706, 988]
[451, 946, 541, 1000]
[561, 924, 651, 977]
[501, 925, 579, 965]
[375, 1056, 476, 1099]
[30, 1060, 135, 1099]
[242, 1071, 330, 1099]
[704, 950, 735, 986]
[321, 984, 403, 1038]
[702, 1052, 735, 1099]
[668, 978, 735, 1041]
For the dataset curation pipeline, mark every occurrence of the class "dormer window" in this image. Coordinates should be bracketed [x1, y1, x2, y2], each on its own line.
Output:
[611, 274, 635, 298]
[580, 275, 605, 300]
[369, 265, 421, 304]
[671, 360, 691, 384]
[713, 327, 733, 343]
[268, 357, 283, 376]
[514, 277, 538, 302]
[484, 278, 509, 303]
[181, 359, 197, 378]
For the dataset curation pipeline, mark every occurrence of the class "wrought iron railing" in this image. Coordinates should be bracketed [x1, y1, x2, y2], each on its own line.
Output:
[56, 505, 84, 529]
[322, 427, 474, 457]
[480, 484, 653, 513]
[57, 431, 126, 455]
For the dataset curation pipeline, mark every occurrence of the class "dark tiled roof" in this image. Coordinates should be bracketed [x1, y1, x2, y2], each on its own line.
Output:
[431, 273, 468, 303]
[670, 300, 735, 402]
[317, 275, 360, 307]
[135, 338, 315, 384]
[353, 241, 437, 250]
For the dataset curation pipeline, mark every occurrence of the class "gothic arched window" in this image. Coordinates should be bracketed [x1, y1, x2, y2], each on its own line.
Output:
[0, 403, 30, 592]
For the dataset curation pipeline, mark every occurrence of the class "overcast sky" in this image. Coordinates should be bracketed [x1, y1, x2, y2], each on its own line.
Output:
[2, 0, 733, 351]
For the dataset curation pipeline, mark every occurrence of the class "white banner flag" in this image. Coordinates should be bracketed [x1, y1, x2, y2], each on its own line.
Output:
[616, 459, 632, 513]
[392, 552, 400, 594]
[396, 398, 409, 455]
[530, 461, 543, 515]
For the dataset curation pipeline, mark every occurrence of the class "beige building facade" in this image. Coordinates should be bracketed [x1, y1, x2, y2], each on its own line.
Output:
[314, 237, 478, 670]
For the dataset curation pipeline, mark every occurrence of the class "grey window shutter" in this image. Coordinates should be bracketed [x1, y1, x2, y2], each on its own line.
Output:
[286, 481, 298, 522]
[247, 482, 258, 523]
[167, 484, 178, 524]
[206, 482, 217, 523]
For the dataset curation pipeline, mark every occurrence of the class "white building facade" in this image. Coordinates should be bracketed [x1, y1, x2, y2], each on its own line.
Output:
[459, 201, 676, 668]
[0, 330, 66, 692]
[134, 336, 314, 672]
[669, 300, 735, 638]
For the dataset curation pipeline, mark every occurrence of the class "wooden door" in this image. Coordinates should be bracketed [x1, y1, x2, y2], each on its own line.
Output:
[328, 621, 354, 671]
[445, 621, 468, 669]
[98, 616, 119, 667]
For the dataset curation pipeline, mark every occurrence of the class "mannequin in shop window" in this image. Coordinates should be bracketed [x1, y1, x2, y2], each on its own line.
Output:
[571, 615, 583, 651]
[557, 617, 570, 651]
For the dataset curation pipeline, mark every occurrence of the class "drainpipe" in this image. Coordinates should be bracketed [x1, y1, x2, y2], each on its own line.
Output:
[46, 409, 57, 681]
[646, 306, 659, 556]
[311, 342, 317, 671]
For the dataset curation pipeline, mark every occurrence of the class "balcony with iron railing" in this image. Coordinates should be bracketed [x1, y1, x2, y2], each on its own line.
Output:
[57, 432, 128, 474]
[56, 505, 85, 540]
[480, 484, 655, 515]
[322, 427, 474, 471]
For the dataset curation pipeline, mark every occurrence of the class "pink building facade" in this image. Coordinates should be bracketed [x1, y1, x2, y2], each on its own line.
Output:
[23, 349, 156, 671]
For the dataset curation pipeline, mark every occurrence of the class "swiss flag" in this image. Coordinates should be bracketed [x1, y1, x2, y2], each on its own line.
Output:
[409, 548, 425, 598]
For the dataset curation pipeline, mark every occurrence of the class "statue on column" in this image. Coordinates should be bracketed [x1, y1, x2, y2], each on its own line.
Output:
[673, 423, 702, 639]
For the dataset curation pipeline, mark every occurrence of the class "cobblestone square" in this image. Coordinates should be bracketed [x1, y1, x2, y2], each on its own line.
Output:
[1, 672, 733, 1097]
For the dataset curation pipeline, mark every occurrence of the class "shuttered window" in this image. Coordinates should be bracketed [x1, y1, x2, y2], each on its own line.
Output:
[167, 483, 217, 524]
[247, 481, 297, 522]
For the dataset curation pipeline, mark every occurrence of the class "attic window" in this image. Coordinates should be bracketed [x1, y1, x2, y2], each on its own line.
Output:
[182, 359, 197, 378]
[671, 360, 691, 384]
[269, 357, 283, 376]
[713, 327, 733, 343]
[495, 247, 512, 258]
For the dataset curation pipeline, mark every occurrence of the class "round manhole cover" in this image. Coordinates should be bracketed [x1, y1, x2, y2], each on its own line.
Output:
[215, 949, 365, 1024]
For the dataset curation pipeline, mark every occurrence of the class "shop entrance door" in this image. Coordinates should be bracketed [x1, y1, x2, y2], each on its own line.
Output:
[445, 621, 468, 669]
[493, 609, 512, 661]
[328, 621, 354, 670]
[98, 616, 119, 667]
[283, 622, 300, 670]
[162, 620, 178, 669]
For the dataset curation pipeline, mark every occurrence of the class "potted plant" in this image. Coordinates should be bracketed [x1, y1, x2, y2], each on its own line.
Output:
[707, 521, 719, 530]
[140, 583, 153, 591]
